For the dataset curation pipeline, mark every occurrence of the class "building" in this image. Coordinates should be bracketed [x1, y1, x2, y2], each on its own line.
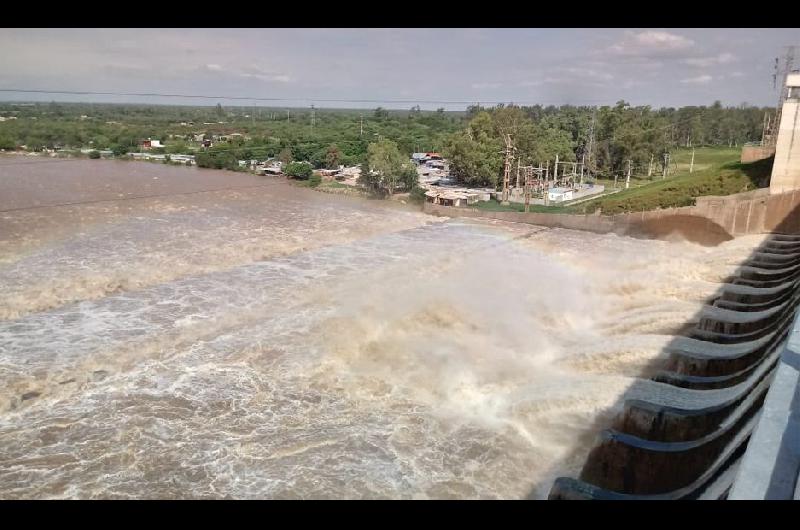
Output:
[770, 72, 800, 194]
[141, 139, 163, 150]
[259, 166, 283, 175]
[424, 187, 490, 207]
[547, 187, 575, 203]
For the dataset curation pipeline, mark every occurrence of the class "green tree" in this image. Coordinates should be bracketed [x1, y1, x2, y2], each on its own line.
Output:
[0, 133, 15, 150]
[88, 150, 101, 159]
[443, 111, 503, 187]
[285, 161, 313, 179]
[359, 138, 416, 196]
[278, 147, 293, 165]
[373, 107, 390, 120]
[215, 103, 224, 118]
[110, 143, 130, 156]
[324, 144, 341, 169]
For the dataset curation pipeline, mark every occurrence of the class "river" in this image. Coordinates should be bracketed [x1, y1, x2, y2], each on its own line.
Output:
[0, 157, 767, 498]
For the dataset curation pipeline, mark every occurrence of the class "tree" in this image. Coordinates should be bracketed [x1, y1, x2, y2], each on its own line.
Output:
[374, 107, 390, 120]
[359, 138, 416, 196]
[443, 111, 504, 187]
[0, 133, 15, 150]
[444, 129, 502, 187]
[110, 143, 130, 156]
[88, 150, 101, 159]
[285, 161, 313, 179]
[324, 144, 342, 169]
[278, 147, 293, 165]
[215, 103, 224, 117]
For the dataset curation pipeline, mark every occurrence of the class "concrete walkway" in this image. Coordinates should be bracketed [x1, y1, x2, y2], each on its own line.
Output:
[729, 308, 800, 499]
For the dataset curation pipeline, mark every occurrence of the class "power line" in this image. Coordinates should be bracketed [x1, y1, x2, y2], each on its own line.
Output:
[0, 88, 612, 107]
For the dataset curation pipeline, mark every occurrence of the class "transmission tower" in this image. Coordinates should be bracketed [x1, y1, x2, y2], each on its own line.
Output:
[764, 45, 797, 147]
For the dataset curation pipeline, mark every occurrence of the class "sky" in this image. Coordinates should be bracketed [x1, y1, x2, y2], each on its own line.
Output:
[0, 28, 799, 110]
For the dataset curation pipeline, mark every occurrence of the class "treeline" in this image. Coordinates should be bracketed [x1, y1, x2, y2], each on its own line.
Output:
[0, 101, 771, 188]
[447, 101, 769, 187]
[0, 102, 462, 170]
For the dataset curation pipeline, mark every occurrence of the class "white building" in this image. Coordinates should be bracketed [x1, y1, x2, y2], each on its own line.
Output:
[547, 187, 574, 203]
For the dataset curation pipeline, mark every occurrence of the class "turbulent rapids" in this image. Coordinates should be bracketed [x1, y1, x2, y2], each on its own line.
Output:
[0, 159, 770, 499]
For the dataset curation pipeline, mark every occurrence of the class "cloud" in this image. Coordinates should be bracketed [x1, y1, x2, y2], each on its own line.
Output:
[204, 64, 223, 72]
[555, 66, 614, 81]
[607, 31, 695, 57]
[681, 74, 713, 84]
[685, 52, 736, 67]
[471, 82, 502, 90]
[241, 73, 291, 83]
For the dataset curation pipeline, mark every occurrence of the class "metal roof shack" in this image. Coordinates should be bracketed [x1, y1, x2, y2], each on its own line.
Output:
[424, 188, 487, 207]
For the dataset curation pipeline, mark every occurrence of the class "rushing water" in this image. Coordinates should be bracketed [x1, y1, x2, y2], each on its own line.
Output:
[0, 158, 768, 498]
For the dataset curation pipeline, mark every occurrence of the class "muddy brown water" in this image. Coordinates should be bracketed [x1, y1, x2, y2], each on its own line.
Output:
[0, 156, 768, 498]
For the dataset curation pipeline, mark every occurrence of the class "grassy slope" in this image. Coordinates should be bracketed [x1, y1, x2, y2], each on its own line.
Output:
[472, 200, 572, 214]
[567, 148, 773, 215]
[467, 147, 773, 216]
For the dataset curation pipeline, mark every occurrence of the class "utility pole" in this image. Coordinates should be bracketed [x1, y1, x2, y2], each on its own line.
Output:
[580, 153, 585, 186]
[765, 45, 797, 147]
[360, 114, 363, 137]
[648, 154, 654, 178]
[554, 154, 559, 184]
[501, 134, 514, 204]
[625, 159, 632, 189]
[663, 152, 669, 179]
[287, 109, 290, 123]
[690, 147, 695, 173]
[572, 162, 577, 188]
[544, 160, 550, 206]
[524, 166, 531, 213]
[516, 156, 521, 189]
[586, 108, 596, 179]
[311, 104, 315, 129]
[614, 173, 618, 189]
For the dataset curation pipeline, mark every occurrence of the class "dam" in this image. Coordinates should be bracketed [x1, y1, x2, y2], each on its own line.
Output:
[0, 158, 798, 499]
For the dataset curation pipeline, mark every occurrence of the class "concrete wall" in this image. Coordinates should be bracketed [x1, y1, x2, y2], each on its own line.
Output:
[423, 188, 800, 244]
[741, 145, 776, 163]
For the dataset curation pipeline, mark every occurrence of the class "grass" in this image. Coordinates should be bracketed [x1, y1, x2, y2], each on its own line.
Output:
[471, 200, 572, 214]
[321, 180, 350, 189]
[566, 147, 773, 215]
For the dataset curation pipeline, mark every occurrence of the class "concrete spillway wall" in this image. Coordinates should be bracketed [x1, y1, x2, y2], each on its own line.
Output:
[423, 188, 800, 245]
